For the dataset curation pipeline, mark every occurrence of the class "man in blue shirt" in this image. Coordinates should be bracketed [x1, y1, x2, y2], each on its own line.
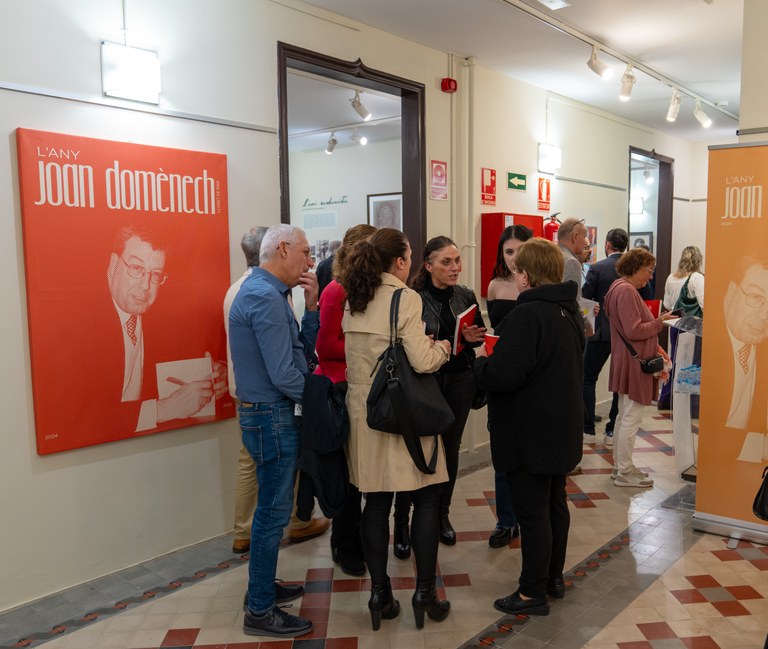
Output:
[229, 224, 319, 638]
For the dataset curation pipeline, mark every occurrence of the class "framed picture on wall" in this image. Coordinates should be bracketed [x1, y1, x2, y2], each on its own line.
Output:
[367, 193, 403, 230]
[586, 225, 598, 263]
[630, 231, 654, 253]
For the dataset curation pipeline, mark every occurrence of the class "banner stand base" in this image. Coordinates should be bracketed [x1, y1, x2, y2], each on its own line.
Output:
[693, 511, 768, 546]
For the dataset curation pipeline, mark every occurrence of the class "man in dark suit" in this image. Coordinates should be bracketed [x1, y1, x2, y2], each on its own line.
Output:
[581, 228, 628, 445]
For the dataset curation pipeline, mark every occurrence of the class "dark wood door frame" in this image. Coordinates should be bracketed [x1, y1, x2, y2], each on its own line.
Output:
[277, 42, 427, 259]
[629, 146, 674, 301]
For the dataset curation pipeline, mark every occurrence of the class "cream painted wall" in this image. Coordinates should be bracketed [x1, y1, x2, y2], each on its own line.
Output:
[0, 0, 728, 610]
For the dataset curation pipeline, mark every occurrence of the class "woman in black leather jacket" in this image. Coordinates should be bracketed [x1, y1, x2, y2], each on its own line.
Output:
[392, 236, 486, 557]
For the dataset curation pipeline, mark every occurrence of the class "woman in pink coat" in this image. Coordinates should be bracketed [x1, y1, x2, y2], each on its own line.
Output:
[604, 247, 675, 488]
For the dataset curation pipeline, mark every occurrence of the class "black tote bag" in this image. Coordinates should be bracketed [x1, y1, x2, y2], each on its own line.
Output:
[366, 289, 455, 474]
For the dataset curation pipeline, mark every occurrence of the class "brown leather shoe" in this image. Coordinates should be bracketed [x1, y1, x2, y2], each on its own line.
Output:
[288, 517, 331, 544]
[232, 538, 250, 554]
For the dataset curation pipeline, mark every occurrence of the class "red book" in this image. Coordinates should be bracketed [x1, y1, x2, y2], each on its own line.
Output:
[644, 299, 661, 318]
[453, 304, 478, 355]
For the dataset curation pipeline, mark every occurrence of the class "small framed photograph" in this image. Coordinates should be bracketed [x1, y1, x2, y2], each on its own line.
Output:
[586, 225, 598, 264]
[630, 231, 654, 253]
[367, 193, 403, 230]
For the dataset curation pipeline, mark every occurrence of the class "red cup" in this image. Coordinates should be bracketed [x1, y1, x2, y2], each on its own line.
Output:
[484, 334, 500, 355]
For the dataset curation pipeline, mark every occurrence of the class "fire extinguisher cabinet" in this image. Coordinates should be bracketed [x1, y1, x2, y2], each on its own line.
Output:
[480, 213, 544, 296]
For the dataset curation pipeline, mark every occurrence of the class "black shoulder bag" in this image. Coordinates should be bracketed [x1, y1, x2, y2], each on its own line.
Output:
[754, 466, 768, 521]
[615, 328, 664, 374]
[366, 289, 456, 474]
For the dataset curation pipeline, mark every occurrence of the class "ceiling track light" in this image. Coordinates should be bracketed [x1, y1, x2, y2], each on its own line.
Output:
[586, 46, 612, 80]
[619, 64, 636, 101]
[666, 89, 681, 122]
[694, 99, 712, 128]
[644, 168, 654, 185]
[350, 90, 371, 121]
[350, 128, 368, 146]
[325, 131, 337, 155]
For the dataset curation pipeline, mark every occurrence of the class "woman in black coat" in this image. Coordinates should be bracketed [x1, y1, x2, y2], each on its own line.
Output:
[474, 237, 584, 616]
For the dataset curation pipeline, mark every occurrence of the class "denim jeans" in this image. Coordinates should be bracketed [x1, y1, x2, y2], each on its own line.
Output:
[494, 471, 518, 528]
[239, 399, 299, 614]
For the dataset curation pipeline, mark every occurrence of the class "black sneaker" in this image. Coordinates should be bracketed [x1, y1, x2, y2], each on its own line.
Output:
[243, 605, 312, 638]
[242, 581, 305, 612]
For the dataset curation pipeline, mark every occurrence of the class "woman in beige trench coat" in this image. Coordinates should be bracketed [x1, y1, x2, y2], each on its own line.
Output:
[339, 228, 452, 632]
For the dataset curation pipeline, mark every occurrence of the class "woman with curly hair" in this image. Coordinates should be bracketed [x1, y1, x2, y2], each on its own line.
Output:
[338, 228, 452, 631]
[604, 247, 676, 487]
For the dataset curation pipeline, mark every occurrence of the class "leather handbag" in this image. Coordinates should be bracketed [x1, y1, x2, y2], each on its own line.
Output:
[674, 274, 703, 318]
[616, 329, 664, 374]
[754, 466, 768, 521]
[366, 289, 455, 474]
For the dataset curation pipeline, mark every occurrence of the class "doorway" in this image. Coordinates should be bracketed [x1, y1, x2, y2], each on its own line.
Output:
[277, 43, 428, 259]
[628, 147, 674, 300]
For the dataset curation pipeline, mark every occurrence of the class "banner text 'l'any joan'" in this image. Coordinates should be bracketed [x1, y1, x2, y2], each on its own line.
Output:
[698, 143, 768, 528]
[17, 128, 234, 454]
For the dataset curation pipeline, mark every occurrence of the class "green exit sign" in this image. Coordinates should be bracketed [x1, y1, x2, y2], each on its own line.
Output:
[507, 173, 527, 191]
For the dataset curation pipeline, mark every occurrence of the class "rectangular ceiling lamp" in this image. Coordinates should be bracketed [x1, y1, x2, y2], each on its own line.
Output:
[101, 41, 161, 104]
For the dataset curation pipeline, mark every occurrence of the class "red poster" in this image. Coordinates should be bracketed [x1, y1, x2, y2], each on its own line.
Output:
[430, 159, 448, 200]
[481, 167, 496, 205]
[17, 128, 234, 454]
[538, 177, 551, 211]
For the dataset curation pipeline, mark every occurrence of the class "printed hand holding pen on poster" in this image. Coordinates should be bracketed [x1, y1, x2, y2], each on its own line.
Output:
[16, 128, 233, 455]
[697, 144, 768, 526]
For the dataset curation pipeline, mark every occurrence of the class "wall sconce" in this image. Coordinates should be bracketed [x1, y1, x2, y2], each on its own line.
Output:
[538, 143, 562, 175]
[101, 41, 161, 104]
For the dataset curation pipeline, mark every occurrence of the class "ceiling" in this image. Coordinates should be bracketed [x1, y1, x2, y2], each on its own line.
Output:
[292, 0, 743, 147]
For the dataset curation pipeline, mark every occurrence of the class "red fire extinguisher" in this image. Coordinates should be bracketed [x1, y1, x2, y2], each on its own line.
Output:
[543, 212, 561, 242]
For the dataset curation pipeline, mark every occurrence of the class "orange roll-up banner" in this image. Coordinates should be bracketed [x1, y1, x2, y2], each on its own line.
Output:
[696, 142, 768, 539]
[17, 128, 234, 455]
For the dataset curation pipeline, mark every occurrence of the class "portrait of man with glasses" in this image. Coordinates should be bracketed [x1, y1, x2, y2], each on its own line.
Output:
[30, 223, 230, 453]
[723, 256, 768, 434]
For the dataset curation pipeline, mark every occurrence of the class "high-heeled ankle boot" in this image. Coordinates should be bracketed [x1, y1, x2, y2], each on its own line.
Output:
[412, 582, 450, 629]
[368, 578, 401, 631]
[393, 522, 411, 560]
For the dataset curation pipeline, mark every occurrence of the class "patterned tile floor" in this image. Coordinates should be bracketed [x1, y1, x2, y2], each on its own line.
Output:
[2, 407, 768, 649]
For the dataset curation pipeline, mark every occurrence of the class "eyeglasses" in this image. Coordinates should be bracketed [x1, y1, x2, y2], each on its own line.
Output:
[284, 242, 313, 259]
[119, 256, 168, 285]
[739, 284, 767, 309]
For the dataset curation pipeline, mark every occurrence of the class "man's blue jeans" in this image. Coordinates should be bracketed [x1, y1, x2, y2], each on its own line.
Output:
[239, 399, 299, 615]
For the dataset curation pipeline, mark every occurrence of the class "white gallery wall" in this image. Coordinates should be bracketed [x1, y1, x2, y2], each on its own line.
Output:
[0, 0, 730, 610]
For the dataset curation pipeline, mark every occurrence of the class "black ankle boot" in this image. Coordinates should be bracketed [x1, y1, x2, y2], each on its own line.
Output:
[439, 514, 456, 546]
[412, 584, 450, 629]
[368, 579, 400, 631]
[393, 523, 412, 560]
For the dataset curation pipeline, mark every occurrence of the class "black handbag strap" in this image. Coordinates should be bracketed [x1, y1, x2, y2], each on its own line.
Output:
[615, 327, 641, 360]
[385, 287, 438, 475]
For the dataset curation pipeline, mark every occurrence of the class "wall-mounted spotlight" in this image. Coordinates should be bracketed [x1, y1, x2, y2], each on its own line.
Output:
[644, 169, 654, 185]
[619, 64, 636, 102]
[350, 90, 372, 121]
[586, 46, 612, 80]
[350, 129, 368, 146]
[100, 41, 161, 104]
[325, 131, 337, 155]
[694, 99, 712, 128]
[666, 89, 681, 122]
